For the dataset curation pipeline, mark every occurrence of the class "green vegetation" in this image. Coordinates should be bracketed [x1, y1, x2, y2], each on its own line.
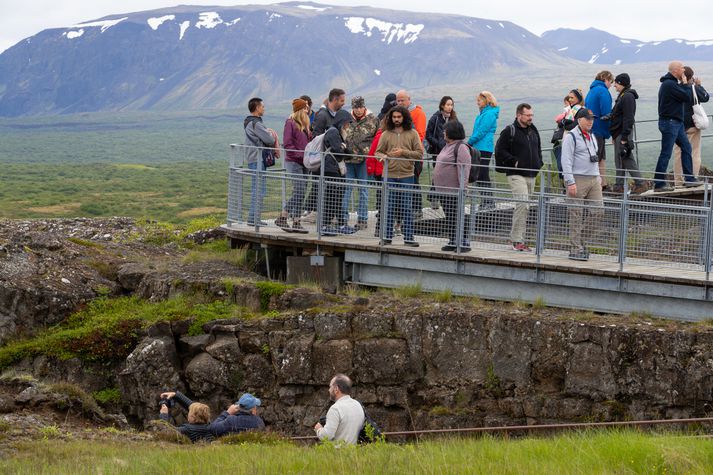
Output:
[254, 281, 292, 312]
[92, 388, 122, 406]
[48, 382, 104, 417]
[392, 283, 423, 299]
[0, 296, 238, 369]
[182, 240, 252, 267]
[38, 425, 63, 440]
[434, 289, 453, 303]
[2, 431, 713, 473]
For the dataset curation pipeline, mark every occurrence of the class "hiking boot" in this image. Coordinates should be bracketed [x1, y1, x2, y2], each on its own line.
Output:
[612, 185, 625, 195]
[568, 249, 589, 261]
[404, 240, 420, 247]
[631, 183, 649, 195]
[512, 242, 532, 252]
[355, 221, 368, 231]
[275, 216, 289, 228]
[441, 243, 457, 252]
[302, 211, 318, 223]
[291, 220, 309, 234]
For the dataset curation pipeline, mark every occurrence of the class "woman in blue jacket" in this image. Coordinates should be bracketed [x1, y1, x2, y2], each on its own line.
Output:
[468, 91, 500, 209]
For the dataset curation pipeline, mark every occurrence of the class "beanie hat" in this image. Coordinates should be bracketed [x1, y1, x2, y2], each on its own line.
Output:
[292, 98, 308, 113]
[351, 96, 366, 109]
[570, 89, 583, 104]
[332, 109, 354, 129]
[615, 73, 631, 88]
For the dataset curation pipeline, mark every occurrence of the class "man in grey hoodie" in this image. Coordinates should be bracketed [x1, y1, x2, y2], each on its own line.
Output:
[244, 97, 276, 226]
[561, 108, 604, 261]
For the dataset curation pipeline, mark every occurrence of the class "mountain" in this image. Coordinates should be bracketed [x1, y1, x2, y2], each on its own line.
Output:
[0, 2, 569, 117]
[542, 28, 713, 65]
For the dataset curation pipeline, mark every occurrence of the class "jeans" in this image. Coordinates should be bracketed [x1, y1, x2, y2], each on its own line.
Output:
[654, 118, 694, 188]
[247, 160, 266, 224]
[284, 161, 307, 219]
[342, 161, 369, 224]
[385, 176, 415, 241]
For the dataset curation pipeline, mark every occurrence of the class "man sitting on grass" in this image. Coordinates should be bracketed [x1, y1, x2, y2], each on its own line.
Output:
[209, 393, 265, 437]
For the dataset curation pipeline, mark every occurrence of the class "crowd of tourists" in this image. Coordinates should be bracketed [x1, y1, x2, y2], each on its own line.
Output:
[243, 61, 709, 261]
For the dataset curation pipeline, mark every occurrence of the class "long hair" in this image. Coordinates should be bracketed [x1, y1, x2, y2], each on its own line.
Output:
[438, 95, 458, 122]
[385, 105, 413, 131]
[289, 108, 310, 134]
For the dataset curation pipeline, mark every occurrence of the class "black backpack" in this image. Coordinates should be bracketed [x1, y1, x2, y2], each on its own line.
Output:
[358, 402, 383, 444]
[494, 124, 516, 174]
[453, 142, 481, 184]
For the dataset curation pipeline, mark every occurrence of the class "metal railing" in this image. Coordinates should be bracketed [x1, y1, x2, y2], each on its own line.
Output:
[227, 144, 713, 279]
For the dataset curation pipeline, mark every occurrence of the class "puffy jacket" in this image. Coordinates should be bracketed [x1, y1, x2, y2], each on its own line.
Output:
[658, 72, 693, 121]
[425, 112, 449, 155]
[468, 105, 500, 153]
[610, 88, 638, 141]
[585, 79, 612, 139]
[283, 118, 310, 163]
[494, 120, 543, 177]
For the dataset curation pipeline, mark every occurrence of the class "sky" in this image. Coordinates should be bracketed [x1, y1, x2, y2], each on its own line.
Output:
[1, 0, 711, 54]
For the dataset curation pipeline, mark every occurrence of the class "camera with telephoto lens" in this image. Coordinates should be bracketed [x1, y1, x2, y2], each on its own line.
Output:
[158, 398, 175, 410]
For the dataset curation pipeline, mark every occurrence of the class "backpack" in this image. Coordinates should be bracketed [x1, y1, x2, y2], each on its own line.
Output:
[453, 142, 481, 184]
[303, 133, 327, 171]
[494, 124, 515, 174]
[357, 402, 383, 444]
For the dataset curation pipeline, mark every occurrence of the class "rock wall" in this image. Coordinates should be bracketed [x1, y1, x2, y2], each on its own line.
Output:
[118, 298, 713, 435]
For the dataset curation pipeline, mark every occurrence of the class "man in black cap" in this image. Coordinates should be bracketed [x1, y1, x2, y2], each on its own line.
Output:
[610, 73, 647, 194]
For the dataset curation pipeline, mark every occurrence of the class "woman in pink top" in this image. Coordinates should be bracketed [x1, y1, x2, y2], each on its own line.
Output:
[433, 120, 471, 252]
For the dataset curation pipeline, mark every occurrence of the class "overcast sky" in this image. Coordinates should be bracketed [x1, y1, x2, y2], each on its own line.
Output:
[2, 0, 711, 54]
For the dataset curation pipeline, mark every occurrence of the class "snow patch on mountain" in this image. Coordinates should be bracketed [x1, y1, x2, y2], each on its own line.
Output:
[195, 12, 222, 29]
[147, 15, 175, 31]
[72, 17, 128, 33]
[297, 4, 329, 11]
[65, 30, 84, 40]
[343, 17, 424, 44]
[179, 21, 190, 40]
[226, 18, 241, 26]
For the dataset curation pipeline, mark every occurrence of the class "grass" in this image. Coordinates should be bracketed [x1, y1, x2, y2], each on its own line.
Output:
[392, 283, 423, 299]
[1, 430, 713, 473]
[0, 296, 239, 369]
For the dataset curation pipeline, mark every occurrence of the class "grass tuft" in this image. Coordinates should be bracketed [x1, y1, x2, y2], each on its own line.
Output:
[392, 283, 422, 299]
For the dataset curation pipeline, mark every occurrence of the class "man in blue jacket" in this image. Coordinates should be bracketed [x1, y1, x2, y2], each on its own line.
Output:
[209, 393, 266, 437]
[654, 61, 702, 191]
[585, 71, 613, 191]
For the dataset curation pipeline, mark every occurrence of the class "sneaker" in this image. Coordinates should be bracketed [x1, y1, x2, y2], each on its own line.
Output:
[684, 180, 704, 188]
[441, 243, 457, 252]
[275, 216, 289, 228]
[339, 225, 356, 235]
[404, 240, 420, 247]
[512, 242, 532, 252]
[291, 221, 309, 234]
[355, 221, 368, 231]
[320, 227, 338, 237]
[302, 211, 318, 223]
[568, 249, 589, 261]
[654, 184, 674, 193]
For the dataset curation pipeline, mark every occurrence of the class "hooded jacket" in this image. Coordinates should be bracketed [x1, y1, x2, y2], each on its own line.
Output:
[658, 72, 693, 121]
[584, 79, 612, 139]
[322, 110, 353, 175]
[468, 105, 500, 153]
[610, 88, 639, 141]
[425, 111, 451, 156]
[244, 115, 276, 165]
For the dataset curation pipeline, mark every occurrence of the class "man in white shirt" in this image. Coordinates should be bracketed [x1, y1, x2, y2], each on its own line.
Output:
[314, 373, 365, 445]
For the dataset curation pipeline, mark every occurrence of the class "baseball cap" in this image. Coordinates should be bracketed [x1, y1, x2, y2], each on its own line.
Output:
[575, 108, 594, 120]
[237, 393, 261, 409]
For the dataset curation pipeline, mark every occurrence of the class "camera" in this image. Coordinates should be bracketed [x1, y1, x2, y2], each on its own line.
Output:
[159, 398, 174, 409]
[619, 142, 633, 160]
[318, 416, 327, 426]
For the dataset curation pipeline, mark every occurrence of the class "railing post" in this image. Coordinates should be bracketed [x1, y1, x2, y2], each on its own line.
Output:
[316, 151, 325, 239]
[254, 147, 263, 232]
[455, 166, 465, 254]
[535, 171, 546, 264]
[379, 161, 389, 245]
[618, 179, 629, 272]
[632, 122, 640, 166]
[704, 191, 713, 281]
[228, 144, 239, 225]
[280, 148, 287, 212]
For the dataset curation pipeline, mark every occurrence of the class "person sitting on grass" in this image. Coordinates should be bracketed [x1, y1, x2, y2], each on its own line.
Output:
[158, 390, 214, 443]
[209, 393, 266, 437]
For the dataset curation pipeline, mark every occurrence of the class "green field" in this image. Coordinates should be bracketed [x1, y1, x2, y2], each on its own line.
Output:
[2, 430, 712, 474]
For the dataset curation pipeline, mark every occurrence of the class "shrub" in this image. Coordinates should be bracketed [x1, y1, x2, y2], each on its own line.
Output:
[92, 388, 121, 406]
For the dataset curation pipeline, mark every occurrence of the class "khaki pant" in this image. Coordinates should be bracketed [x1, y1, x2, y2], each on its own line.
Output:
[569, 175, 604, 252]
[673, 127, 702, 186]
[508, 175, 535, 243]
